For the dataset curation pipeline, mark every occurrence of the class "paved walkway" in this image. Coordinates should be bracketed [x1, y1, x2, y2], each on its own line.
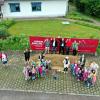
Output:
[0, 53, 100, 95]
[0, 90, 100, 100]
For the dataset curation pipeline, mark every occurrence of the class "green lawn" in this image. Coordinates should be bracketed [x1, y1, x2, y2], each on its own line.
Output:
[8, 19, 100, 39]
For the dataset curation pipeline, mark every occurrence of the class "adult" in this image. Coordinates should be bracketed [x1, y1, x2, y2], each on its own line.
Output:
[51, 38, 58, 54]
[63, 56, 70, 72]
[65, 39, 72, 55]
[59, 38, 65, 55]
[72, 40, 79, 56]
[24, 48, 32, 63]
[44, 39, 50, 54]
[79, 54, 86, 68]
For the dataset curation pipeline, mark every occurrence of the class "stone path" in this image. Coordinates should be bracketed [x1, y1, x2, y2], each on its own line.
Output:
[0, 52, 100, 96]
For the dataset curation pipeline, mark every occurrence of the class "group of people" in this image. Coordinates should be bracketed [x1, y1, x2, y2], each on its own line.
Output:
[44, 37, 79, 56]
[0, 49, 99, 87]
[23, 52, 51, 80]
[63, 54, 99, 87]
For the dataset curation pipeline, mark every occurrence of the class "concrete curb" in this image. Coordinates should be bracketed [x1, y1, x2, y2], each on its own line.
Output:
[0, 88, 100, 97]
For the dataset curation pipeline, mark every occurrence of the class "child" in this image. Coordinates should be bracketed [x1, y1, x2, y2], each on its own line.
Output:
[42, 66, 46, 77]
[45, 60, 51, 71]
[83, 67, 89, 82]
[63, 56, 70, 72]
[32, 67, 36, 80]
[31, 61, 36, 68]
[38, 52, 45, 62]
[23, 63, 29, 80]
[77, 67, 84, 81]
[85, 72, 93, 87]
[79, 54, 86, 68]
[52, 70, 58, 80]
[38, 66, 43, 77]
[90, 61, 99, 74]
[1, 52, 8, 65]
[92, 70, 97, 86]
[70, 63, 75, 76]
[74, 63, 79, 76]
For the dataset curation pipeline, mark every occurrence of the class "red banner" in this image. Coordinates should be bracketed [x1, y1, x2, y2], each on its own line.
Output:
[29, 36, 99, 53]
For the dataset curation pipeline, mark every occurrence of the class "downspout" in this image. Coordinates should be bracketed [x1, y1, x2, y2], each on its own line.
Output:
[65, 0, 69, 16]
[0, 6, 3, 19]
[0, 1, 4, 19]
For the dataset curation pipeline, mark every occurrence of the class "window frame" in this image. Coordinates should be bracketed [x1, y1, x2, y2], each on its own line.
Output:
[9, 3, 20, 12]
[31, 2, 41, 12]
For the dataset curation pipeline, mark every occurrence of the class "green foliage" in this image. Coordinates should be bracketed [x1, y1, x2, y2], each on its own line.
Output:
[75, 0, 100, 18]
[0, 19, 15, 28]
[0, 26, 10, 38]
[0, 36, 29, 50]
[66, 3, 94, 23]
[69, 0, 74, 3]
[0, 19, 15, 38]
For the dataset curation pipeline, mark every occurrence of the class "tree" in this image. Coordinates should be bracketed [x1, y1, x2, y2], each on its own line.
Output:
[75, 0, 100, 18]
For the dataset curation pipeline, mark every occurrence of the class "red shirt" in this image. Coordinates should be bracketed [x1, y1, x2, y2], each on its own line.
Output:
[66, 40, 72, 47]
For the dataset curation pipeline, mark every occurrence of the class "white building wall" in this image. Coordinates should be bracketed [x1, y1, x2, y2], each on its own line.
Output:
[2, 0, 68, 18]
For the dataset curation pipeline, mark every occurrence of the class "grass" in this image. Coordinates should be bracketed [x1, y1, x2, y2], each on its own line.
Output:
[8, 19, 100, 39]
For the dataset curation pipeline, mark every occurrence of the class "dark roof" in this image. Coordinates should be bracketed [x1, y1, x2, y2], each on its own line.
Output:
[0, 0, 4, 5]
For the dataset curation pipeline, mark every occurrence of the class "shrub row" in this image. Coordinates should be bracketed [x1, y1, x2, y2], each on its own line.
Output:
[0, 36, 29, 51]
[74, 0, 100, 18]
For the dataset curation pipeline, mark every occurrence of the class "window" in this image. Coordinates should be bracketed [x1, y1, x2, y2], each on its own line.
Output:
[31, 2, 41, 11]
[9, 3, 20, 12]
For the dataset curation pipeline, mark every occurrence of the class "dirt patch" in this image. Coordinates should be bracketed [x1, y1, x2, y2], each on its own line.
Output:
[31, 54, 79, 70]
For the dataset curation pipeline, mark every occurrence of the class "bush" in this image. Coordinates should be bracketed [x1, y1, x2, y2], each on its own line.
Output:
[0, 26, 10, 38]
[0, 36, 29, 50]
[75, 0, 100, 18]
[0, 19, 15, 38]
[0, 19, 15, 28]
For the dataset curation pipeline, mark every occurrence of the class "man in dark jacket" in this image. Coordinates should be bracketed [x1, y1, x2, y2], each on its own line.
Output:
[51, 38, 58, 54]
[24, 48, 32, 63]
[59, 38, 65, 55]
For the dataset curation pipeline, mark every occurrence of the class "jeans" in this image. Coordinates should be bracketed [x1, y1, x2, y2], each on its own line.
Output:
[52, 46, 57, 54]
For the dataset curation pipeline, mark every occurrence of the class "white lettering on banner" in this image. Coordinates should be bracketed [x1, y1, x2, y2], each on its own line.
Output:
[32, 40, 44, 47]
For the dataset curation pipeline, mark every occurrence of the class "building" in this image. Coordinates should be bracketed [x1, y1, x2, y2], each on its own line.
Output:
[0, 0, 68, 18]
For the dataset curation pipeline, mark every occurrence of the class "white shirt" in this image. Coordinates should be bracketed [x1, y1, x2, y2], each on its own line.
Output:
[53, 41, 56, 47]
[63, 59, 70, 68]
[90, 62, 99, 73]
